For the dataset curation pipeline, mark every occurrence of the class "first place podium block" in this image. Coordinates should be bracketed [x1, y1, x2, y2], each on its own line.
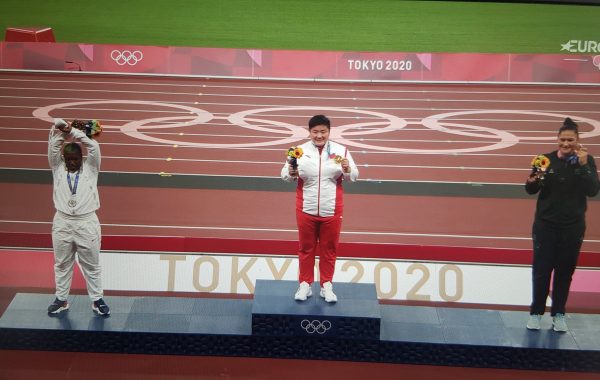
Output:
[251, 280, 381, 340]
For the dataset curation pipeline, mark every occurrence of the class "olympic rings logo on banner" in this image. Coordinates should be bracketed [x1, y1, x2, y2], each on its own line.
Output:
[300, 319, 332, 334]
[111, 50, 144, 66]
[593, 55, 600, 70]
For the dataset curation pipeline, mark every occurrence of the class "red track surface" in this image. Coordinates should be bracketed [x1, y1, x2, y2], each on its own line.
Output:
[1, 71, 599, 262]
[4, 350, 600, 380]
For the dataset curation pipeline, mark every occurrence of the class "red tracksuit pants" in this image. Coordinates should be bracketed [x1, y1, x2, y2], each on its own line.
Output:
[296, 210, 343, 286]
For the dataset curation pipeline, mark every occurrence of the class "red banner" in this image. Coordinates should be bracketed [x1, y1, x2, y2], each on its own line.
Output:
[2, 42, 600, 83]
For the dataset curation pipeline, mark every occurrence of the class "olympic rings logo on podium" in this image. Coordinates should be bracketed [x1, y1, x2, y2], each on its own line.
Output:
[300, 319, 332, 334]
[111, 50, 144, 66]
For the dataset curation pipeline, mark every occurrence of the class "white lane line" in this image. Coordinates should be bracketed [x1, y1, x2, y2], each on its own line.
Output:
[0, 153, 535, 171]
[3, 86, 600, 105]
[3, 97, 600, 115]
[0, 115, 600, 128]
[1, 219, 599, 243]
[0, 220, 539, 239]
[5, 137, 593, 153]
[0, 165, 532, 185]
[4, 113, 600, 130]
[1, 77, 600, 97]
[1, 129, 598, 143]
[3, 137, 598, 149]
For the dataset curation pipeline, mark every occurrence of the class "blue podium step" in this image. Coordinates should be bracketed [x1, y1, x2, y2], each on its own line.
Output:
[1, 287, 599, 372]
[251, 280, 380, 340]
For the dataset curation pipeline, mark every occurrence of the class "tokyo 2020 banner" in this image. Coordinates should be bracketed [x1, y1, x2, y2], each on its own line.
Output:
[1, 41, 600, 84]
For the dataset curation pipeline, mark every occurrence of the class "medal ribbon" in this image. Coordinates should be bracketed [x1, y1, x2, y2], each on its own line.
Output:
[67, 172, 80, 195]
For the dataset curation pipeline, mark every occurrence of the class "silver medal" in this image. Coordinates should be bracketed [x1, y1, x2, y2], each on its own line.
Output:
[67, 171, 80, 208]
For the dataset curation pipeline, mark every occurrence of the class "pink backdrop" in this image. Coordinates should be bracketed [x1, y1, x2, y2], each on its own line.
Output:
[2, 42, 600, 83]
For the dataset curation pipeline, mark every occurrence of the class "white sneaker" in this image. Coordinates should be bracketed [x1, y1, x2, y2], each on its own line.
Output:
[320, 281, 338, 303]
[552, 313, 568, 332]
[294, 281, 312, 301]
[526, 314, 541, 330]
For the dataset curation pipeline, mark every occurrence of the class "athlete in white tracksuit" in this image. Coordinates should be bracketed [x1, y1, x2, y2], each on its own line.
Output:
[47, 119, 109, 315]
[281, 115, 359, 302]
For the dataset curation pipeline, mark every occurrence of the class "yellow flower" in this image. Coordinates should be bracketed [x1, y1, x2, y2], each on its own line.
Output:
[531, 154, 550, 170]
[287, 146, 303, 159]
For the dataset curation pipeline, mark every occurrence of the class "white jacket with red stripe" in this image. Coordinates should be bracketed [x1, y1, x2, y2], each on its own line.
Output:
[281, 140, 359, 217]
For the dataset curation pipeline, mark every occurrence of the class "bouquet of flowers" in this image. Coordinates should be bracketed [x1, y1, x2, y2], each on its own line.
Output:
[287, 146, 303, 169]
[531, 154, 550, 179]
[329, 153, 343, 164]
[72, 119, 102, 139]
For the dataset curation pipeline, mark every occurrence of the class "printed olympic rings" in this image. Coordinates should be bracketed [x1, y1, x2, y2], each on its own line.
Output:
[300, 319, 332, 334]
[111, 50, 144, 66]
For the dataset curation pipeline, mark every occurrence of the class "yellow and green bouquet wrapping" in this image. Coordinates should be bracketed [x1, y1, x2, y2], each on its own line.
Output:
[287, 146, 303, 169]
[531, 154, 550, 181]
[531, 154, 550, 173]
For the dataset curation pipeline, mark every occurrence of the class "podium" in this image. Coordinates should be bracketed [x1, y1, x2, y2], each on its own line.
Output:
[1, 281, 600, 372]
[252, 280, 380, 340]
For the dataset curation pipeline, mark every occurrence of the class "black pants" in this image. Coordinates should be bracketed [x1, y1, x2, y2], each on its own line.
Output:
[530, 220, 585, 316]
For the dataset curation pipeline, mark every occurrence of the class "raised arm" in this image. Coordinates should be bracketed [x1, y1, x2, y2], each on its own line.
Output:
[71, 128, 101, 171]
[48, 119, 68, 169]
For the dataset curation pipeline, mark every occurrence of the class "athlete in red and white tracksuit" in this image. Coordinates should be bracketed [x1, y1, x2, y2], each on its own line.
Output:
[281, 133, 359, 288]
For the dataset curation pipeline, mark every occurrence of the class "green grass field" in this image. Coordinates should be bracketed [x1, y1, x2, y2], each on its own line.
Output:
[2, 0, 599, 54]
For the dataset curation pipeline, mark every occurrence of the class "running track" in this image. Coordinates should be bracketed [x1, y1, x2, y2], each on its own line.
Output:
[1, 71, 599, 264]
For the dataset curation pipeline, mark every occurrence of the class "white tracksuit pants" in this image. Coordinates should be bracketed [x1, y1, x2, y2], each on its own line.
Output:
[52, 211, 103, 301]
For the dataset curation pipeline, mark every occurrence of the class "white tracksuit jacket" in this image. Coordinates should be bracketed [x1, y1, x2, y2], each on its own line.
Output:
[281, 140, 358, 217]
[49, 127, 100, 215]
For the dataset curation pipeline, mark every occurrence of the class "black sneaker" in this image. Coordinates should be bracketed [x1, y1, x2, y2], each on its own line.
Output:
[47, 298, 69, 314]
[92, 298, 110, 315]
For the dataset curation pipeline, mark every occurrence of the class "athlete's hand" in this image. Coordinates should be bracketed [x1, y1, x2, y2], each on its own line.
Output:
[54, 118, 71, 133]
[576, 144, 588, 166]
[341, 158, 350, 173]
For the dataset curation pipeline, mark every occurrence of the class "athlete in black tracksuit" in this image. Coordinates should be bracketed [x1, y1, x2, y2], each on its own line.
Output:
[525, 119, 599, 331]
